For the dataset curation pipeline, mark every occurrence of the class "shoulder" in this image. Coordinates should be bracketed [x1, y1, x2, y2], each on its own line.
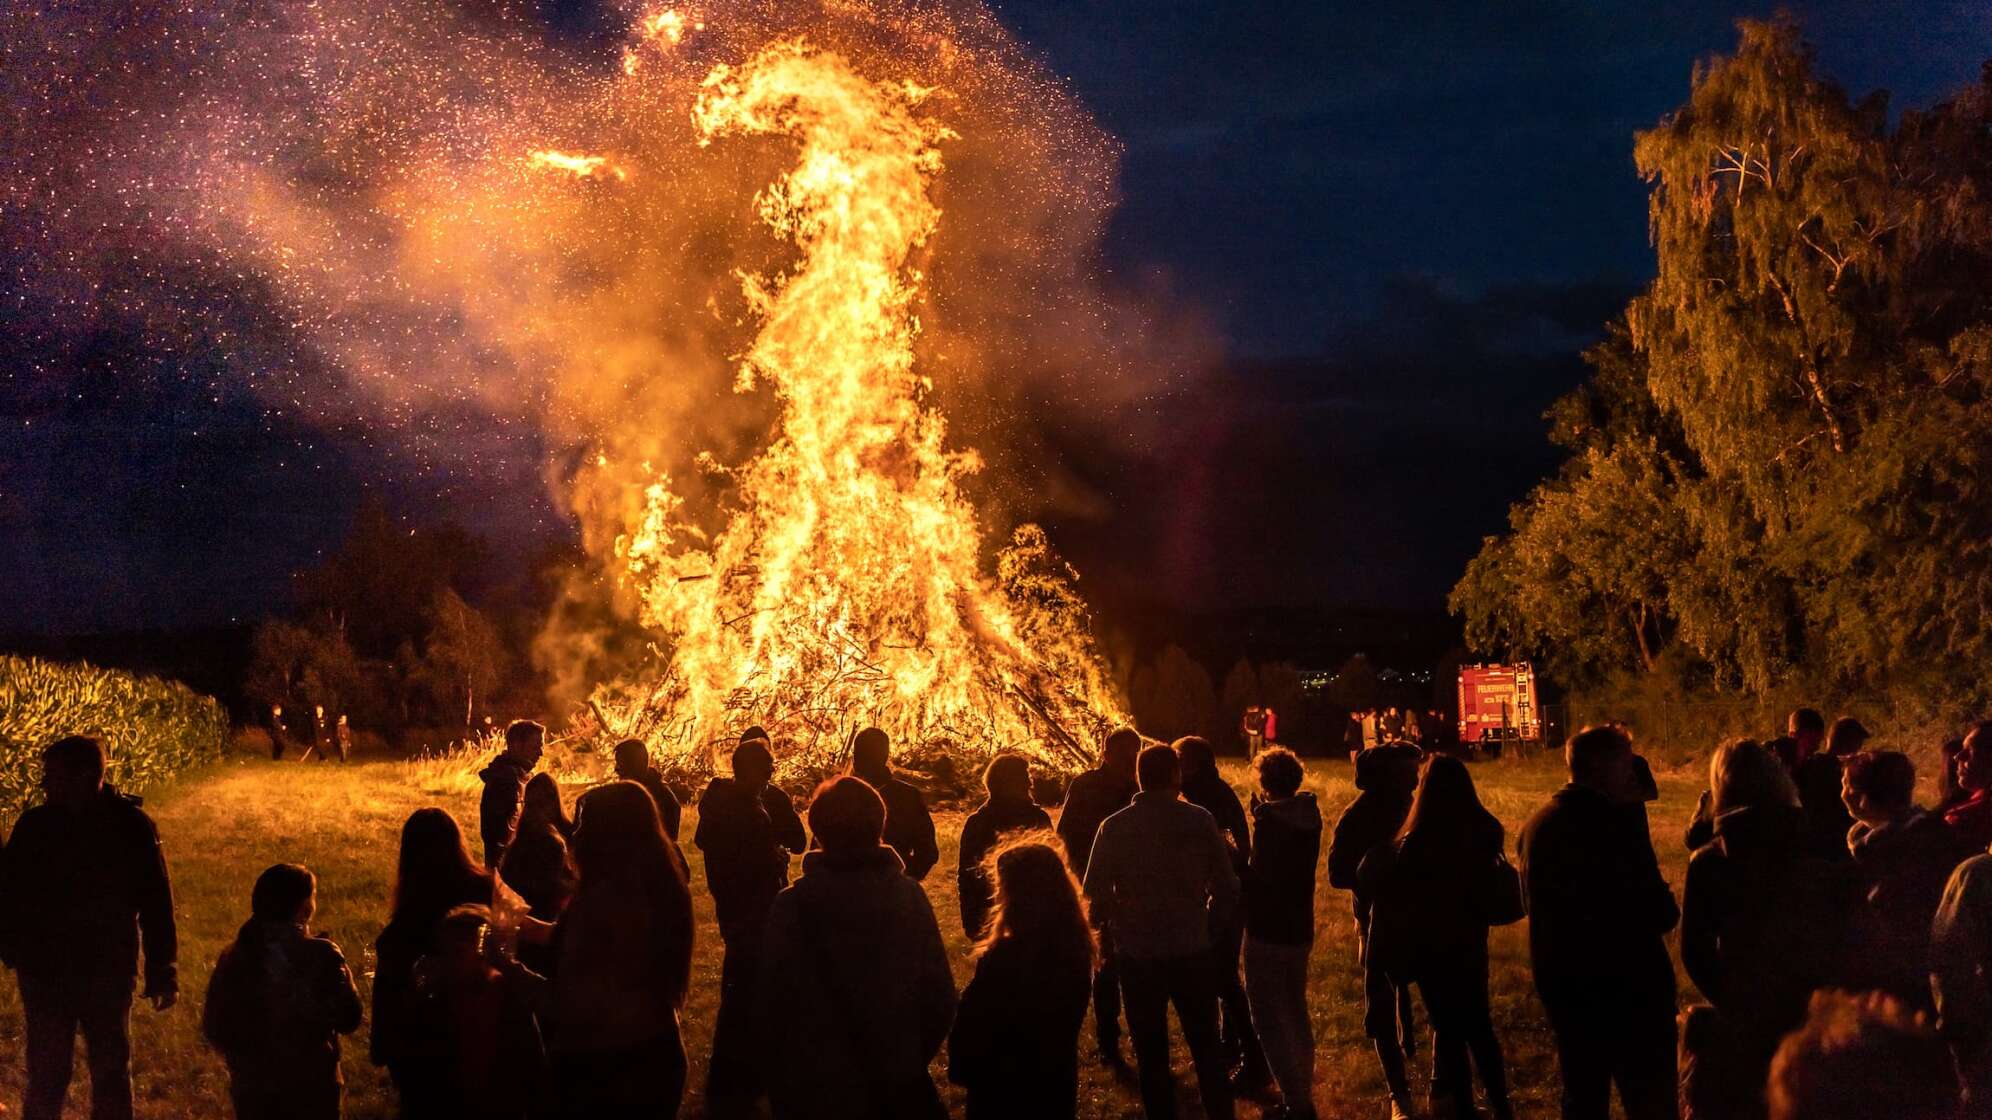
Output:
[307, 934, 351, 969]
[1948, 852, 1992, 892]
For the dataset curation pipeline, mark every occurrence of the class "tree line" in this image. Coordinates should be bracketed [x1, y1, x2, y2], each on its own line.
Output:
[1454, 21, 1992, 714]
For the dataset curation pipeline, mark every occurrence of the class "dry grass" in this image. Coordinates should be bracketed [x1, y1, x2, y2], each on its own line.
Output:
[0, 750, 1706, 1118]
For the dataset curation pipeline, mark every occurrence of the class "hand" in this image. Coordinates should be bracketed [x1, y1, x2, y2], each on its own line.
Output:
[148, 990, 177, 1011]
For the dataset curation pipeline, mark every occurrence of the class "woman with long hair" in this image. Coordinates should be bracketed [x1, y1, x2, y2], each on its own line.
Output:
[1359, 754, 1514, 1120]
[947, 835, 1096, 1119]
[533, 780, 695, 1118]
[372, 809, 495, 1117]
[501, 775, 576, 919]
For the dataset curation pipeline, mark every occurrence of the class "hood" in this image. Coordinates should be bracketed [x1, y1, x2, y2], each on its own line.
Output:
[479, 753, 525, 782]
[1254, 792, 1321, 833]
[1710, 803, 1807, 856]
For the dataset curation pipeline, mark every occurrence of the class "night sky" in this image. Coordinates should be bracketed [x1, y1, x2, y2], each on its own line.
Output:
[3, 0, 1986, 636]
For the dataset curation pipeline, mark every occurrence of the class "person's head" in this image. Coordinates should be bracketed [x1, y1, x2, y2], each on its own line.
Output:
[1766, 735, 1803, 771]
[1565, 724, 1638, 803]
[1173, 736, 1217, 782]
[1961, 723, 1992, 794]
[1711, 738, 1800, 814]
[613, 738, 651, 778]
[1767, 990, 1960, 1120]
[1355, 742, 1422, 796]
[1253, 747, 1304, 799]
[850, 727, 890, 776]
[41, 735, 107, 809]
[731, 737, 774, 790]
[1788, 708, 1827, 751]
[504, 720, 545, 768]
[739, 725, 771, 748]
[1398, 753, 1501, 859]
[976, 835, 1094, 970]
[392, 807, 485, 919]
[1841, 751, 1915, 825]
[1136, 743, 1180, 794]
[983, 753, 1032, 803]
[250, 863, 317, 926]
[1827, 717, 1871, 758]
[1941, 737, 1967, 801]
[1100, 727, 1141, 776]
[521, 772, 566, 829]
[434, 904, 495, 969]
[572, 781, 675, 882]
[808, 776, 887, 854]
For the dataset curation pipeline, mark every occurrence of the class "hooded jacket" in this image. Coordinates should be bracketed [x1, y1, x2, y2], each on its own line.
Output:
[1056, 766, 1137, 879]
[852, 765, 940, 882]
[1246, 792, 1321, 945]
[0, 785, 177, 995]
[1517, 783, 1677, 999]
[203, 920, 363, 1100]
[694, 777, 807, 939]
[478, 754, 533, 865]
[757, 845, 956, 1120]
[1848, 809, 1956, 1007]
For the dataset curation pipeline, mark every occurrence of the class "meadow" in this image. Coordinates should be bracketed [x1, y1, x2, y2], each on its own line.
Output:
[0, 748, 1708, 1119]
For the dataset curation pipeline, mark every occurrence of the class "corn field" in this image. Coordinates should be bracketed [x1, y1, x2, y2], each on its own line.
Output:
[0, 655, 229, 826]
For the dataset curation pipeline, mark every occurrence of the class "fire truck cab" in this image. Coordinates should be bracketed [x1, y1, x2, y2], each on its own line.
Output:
[1456, 663, 1541, 757]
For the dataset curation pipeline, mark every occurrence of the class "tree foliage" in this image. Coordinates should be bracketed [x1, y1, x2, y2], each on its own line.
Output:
[1455, 22, 1992, 710]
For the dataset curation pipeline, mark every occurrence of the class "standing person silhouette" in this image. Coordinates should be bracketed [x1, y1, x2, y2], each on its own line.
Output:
[849, 727, 939, 880]
[957, 753, 1052, 939]
[1057, 726, 1142, 1065]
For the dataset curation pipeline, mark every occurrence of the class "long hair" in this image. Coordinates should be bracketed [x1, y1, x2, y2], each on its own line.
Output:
[1396, 754, 1503, 868]
[391, 808, 491, 925]
[520, 772, 573, 837]
[1711, 738, 1800, 814]
[572, 781, 694, 1008]
[975, 834, 1095, 977]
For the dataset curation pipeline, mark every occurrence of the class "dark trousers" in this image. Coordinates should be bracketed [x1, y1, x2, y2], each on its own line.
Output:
[1093, 936, 1125, 1049]
[1212, 919, 1268, 1076]
[1412, 949, 1510, 1118]
[1120, 953, 1235, 1120]
[705, 924, 765, 1116]
[19, 972, 134, 1120]
[554, 1026, 687, 1119]
[1539, 982, 1679, 1120]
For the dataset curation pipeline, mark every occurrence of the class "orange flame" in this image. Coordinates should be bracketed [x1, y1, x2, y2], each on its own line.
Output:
[601, 39, 1123, 778]
[526, 149, 628, 181]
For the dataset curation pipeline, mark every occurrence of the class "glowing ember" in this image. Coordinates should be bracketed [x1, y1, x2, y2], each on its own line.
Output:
[597, 40, 1124, 779]
[527, 150, 628, 181]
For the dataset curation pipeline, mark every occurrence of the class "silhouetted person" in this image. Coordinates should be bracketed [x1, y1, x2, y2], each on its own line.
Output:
[1931, 766, 1992, 1109]
[1057, 726, 1141, 1063]
[1768, 990, 1962, 1120]
[613, 737, 682, 840]
[1679, 739, 1860, 1120]
[1778, 707, 1827, 770]
[1360, 754, 1514, 1120]
[1943, 723, 1992, 856]
[759, 776, 956, 1120]
[520, 781, 695, 1118]
[696, 733, 807, 1117]
[1176, 735, 1269, 1089]
[1518, 725, 1679, 1120]
[1329, 741, 1423, 1118]
[1842, 750, 1952, 1010]
[947, 838, 1096, 1120]
[499, 773, 575, 974]
[1939, 734, 1970, 811]
[957, 752, 1052, 939]
[479, 720, 544, 868]
[372, 808, 494, 1117]
[1083, 743, 1239, 1120]
[1791, 716, 1867, 861]
[1242, 747, 1322, 1120]
[203, 864, 361, 1120]
[418, 905, 547, 1120]
[0, 735, 177, 1120]
[849, 726, 939, 881]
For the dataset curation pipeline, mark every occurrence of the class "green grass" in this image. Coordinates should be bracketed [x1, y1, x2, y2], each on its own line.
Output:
[0, 750, 1707, 1118]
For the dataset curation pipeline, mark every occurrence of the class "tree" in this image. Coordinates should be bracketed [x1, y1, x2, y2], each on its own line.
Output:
[1455, 23, 1992, 710]
[1134, 645, 1216, 743]
[243, 618, 363, 733]
[414, 589, 508, 733]
[1218, 657, 1260, 749]
[1325, 653, 1379, 713]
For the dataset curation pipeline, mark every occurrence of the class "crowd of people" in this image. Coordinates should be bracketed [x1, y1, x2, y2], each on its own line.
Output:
[0, 712, 1989, 1120]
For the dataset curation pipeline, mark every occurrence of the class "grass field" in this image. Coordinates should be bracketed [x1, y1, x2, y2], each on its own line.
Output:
[0, 749, 1707, 1118]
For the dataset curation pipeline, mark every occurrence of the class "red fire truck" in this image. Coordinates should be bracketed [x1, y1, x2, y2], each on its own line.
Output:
[1457, 663, 1542, 755]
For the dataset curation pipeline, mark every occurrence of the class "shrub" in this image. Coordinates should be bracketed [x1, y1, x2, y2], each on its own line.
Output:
[0, 655, 229, 826]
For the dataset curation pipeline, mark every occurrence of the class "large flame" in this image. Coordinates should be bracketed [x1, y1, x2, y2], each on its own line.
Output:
[599, 39, 1123, 778]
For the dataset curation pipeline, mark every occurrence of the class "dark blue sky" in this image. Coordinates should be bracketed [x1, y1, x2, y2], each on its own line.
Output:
[2, 1, 1985, 633]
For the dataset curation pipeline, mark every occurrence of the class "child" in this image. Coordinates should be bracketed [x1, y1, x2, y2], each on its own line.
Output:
[1245, 747, 1324, 1120]
[415, 904, 548, 1120]
[202, 864, 364, 1120]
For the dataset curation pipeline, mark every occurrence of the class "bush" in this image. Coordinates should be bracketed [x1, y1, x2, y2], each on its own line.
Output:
[0, 655, 229, 825]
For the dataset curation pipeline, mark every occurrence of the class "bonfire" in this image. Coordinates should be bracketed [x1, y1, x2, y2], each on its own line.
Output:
[583, 38, 1126, 783]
